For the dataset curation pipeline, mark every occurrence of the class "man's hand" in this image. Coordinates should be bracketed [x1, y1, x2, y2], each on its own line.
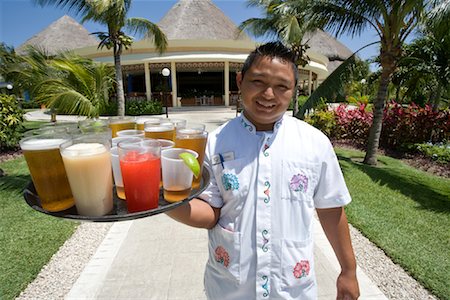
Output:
[336, 270, 360, 300]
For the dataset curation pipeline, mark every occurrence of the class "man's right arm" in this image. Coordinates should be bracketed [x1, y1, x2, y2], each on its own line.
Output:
[165, 198, 220, 229]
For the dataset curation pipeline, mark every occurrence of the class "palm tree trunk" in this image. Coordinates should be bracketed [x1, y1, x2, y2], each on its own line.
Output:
[292, 89, 299, 116]
[431, 84, 442, 112]
[363, 68, 392, 165]
[114, 47, 125, 116]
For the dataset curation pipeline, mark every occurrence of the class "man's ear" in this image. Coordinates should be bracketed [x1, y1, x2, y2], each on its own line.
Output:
[236, 72, 243, 90]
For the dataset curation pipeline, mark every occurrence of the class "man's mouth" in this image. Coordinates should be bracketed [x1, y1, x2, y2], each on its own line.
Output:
[256, 100, 276, 109]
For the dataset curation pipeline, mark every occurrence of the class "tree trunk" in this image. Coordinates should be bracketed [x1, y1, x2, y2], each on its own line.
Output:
[292, 89, 299, 116]
[363, 68, 392, 165]
[431, 84, 443, 112]
[114, 47, 125, 117]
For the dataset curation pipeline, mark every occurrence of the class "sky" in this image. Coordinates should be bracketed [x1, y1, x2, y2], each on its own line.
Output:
[0, 0, 381, 63]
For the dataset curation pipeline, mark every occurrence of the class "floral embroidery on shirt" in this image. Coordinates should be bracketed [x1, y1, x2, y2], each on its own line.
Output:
[214, 246, 230, 268]
[289, 173, 308, 193]
[293, 260, 310, 279]
[263, 181, 270, 203]
[222, 173, 239, 191]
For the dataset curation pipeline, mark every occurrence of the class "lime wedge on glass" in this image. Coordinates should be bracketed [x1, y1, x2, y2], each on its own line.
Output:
[179, 152, 200, 179]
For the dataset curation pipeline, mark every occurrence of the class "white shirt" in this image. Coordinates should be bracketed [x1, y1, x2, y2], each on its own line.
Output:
[200, 114, 351, 299]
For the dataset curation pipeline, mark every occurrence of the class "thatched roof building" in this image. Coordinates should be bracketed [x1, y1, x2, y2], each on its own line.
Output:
[17, 15, 98, 56]
[158, 0, 250, 41]
[21, 0, 353, 106]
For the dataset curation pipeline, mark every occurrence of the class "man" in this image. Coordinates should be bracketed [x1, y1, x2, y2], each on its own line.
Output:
[167, 42, 360, 300]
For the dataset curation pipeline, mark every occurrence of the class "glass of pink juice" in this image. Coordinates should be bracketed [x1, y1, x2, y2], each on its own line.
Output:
[118, 139, 161, 213]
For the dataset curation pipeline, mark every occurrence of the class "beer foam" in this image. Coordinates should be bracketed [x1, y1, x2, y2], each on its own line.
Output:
[178, 129, 201, 135]
[20, 138, 67, 150]
[62, 143, 107, 156]
[145, 126, 172, 132]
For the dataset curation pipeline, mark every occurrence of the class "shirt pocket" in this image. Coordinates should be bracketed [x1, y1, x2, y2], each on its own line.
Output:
[212, 157, 250, 203]
[280, 239, 315, 292]
[281, 160, 320, 202]
[208, 224, 242, 284]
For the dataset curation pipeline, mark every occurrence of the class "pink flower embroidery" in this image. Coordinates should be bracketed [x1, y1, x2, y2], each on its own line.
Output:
[290, 173, 308, 192]
[215, 246, 230, 268]
[293, 260, 310, 279]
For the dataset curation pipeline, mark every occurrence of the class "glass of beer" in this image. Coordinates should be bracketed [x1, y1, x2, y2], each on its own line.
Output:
[157, 139, 175, 188]
[118, 139, 161, 212]
[135, 116, 161, 130]
[175, 123, 207, 189]
[110, 137, 143, 200]
[116, 129, 145, 138]
[161, 148, 198, 203]
[60, 135, 113, 216]
[20, 133, 75, 212]
[144, 122, 175, 141]
[78, 118, 108, 132]
[108, 116, 135, 138]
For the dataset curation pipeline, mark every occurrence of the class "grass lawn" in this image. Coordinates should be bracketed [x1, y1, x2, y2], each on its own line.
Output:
[0, 157, 78, 300]
[337, 148, 450, 300]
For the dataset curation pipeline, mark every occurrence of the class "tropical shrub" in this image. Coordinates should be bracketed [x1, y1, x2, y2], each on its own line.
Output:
[125, 100, 163, 116]
[0, 94, 24, 150]
[412, 142, 450, 164]
[381, 101, 450, 150]
[334, 103, 373, 148]
[305, 109, 336, 138]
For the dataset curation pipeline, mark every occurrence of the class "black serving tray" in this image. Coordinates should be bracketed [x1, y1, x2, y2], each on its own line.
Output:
[23, 166, 211, 222]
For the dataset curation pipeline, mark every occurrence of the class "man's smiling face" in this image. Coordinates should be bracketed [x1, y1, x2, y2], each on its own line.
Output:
[237, 56, 296, 131]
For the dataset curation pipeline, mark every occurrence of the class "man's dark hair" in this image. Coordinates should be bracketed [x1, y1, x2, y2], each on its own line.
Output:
[241, 41, 298, 87]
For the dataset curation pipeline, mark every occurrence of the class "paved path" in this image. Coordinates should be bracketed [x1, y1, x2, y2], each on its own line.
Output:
[25, 108, 387, 299]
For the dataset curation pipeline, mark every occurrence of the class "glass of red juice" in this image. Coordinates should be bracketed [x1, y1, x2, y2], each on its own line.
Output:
[118, 139, 161, 213]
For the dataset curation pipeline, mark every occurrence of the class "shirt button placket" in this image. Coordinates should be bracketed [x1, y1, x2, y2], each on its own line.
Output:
[256, 134, 272, 298]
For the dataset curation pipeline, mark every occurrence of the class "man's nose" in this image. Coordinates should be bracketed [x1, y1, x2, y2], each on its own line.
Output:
[262, 86, 275, 99]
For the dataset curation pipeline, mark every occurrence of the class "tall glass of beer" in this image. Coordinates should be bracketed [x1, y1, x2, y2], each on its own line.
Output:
[135, 116, 161, 130]
[60, 135, 113, 216]
[20, 133, 74, 212]
[116, 129, 145, 138]
[175, 123, 207, 189]
[108, 116, 135, 138]
[144, 122, 175, 141]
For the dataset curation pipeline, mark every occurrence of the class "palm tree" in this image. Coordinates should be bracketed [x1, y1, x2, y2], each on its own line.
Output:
[305, 0, 443, 165]
[6, 46, 115, 117]
[239, 0, 315, 116]
[34, 0, 168, 116]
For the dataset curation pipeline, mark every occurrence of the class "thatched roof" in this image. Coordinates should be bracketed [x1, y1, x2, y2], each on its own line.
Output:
[17, 15, 98, 56]
[303, 29, 354, 73]
[158, 0, 250, 41]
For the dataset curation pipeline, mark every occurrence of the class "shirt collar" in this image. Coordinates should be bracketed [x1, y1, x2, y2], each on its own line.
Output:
[239, 113, 284, 135]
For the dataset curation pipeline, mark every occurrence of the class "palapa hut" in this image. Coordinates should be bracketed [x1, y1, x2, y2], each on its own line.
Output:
[19, 0, 353, 107]
[17, 15, 98, 56]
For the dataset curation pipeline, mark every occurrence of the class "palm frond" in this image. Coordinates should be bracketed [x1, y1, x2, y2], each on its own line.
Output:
[126, 18, 168, 53]
[296, 42, 379, 119]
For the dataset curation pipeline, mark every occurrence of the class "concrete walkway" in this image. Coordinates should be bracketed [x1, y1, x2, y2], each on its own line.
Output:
[25, 108, 387, 300]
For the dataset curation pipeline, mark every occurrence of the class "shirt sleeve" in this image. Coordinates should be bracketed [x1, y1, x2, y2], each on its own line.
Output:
[313, 138, 351, 208]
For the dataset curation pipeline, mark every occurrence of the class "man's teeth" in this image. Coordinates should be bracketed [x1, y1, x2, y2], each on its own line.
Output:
[257, 101, 275, 108]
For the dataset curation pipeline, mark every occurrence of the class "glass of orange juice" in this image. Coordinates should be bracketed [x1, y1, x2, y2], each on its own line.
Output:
[175, 123, 207, 189]
[108, 116, 135, 138]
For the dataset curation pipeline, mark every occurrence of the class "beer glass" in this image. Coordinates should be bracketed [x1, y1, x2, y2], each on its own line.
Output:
[161, 148, 198, 203]
[116, 129, 145, 138]
[175, 123, 207, 189]
[78, 118, 108, 132]
[108, 116, 135, 138]
[144, 122, 175, 141]
[118, 139, 161, 212]
[157, 139, 175, 188]
[20, 133, 74, 212]
[110, 137, 143, 200]
[135, 116, 161, 130]
[60, 135, 113, 216]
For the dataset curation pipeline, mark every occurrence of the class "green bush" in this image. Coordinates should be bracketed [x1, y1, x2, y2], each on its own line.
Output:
[289, 95, 309, 111]
[125, 100, 163, 116]
[99, 101, 118, 116]
[305, 109, 336, 138]
[20, 99, 40, 109]
[0, 94, 24, 150]
[413, 142, 450, 163]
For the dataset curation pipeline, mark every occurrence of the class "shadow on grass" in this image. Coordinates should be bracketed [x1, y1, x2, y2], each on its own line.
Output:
[338, 154, 450, 214]
[0, 174, 30, 193]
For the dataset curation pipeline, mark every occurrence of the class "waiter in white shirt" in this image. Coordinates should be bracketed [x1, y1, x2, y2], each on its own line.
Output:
[167, 42, 360, 300]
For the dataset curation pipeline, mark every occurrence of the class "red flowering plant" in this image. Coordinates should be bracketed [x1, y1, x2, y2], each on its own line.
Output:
[334, 103, 373, 148]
